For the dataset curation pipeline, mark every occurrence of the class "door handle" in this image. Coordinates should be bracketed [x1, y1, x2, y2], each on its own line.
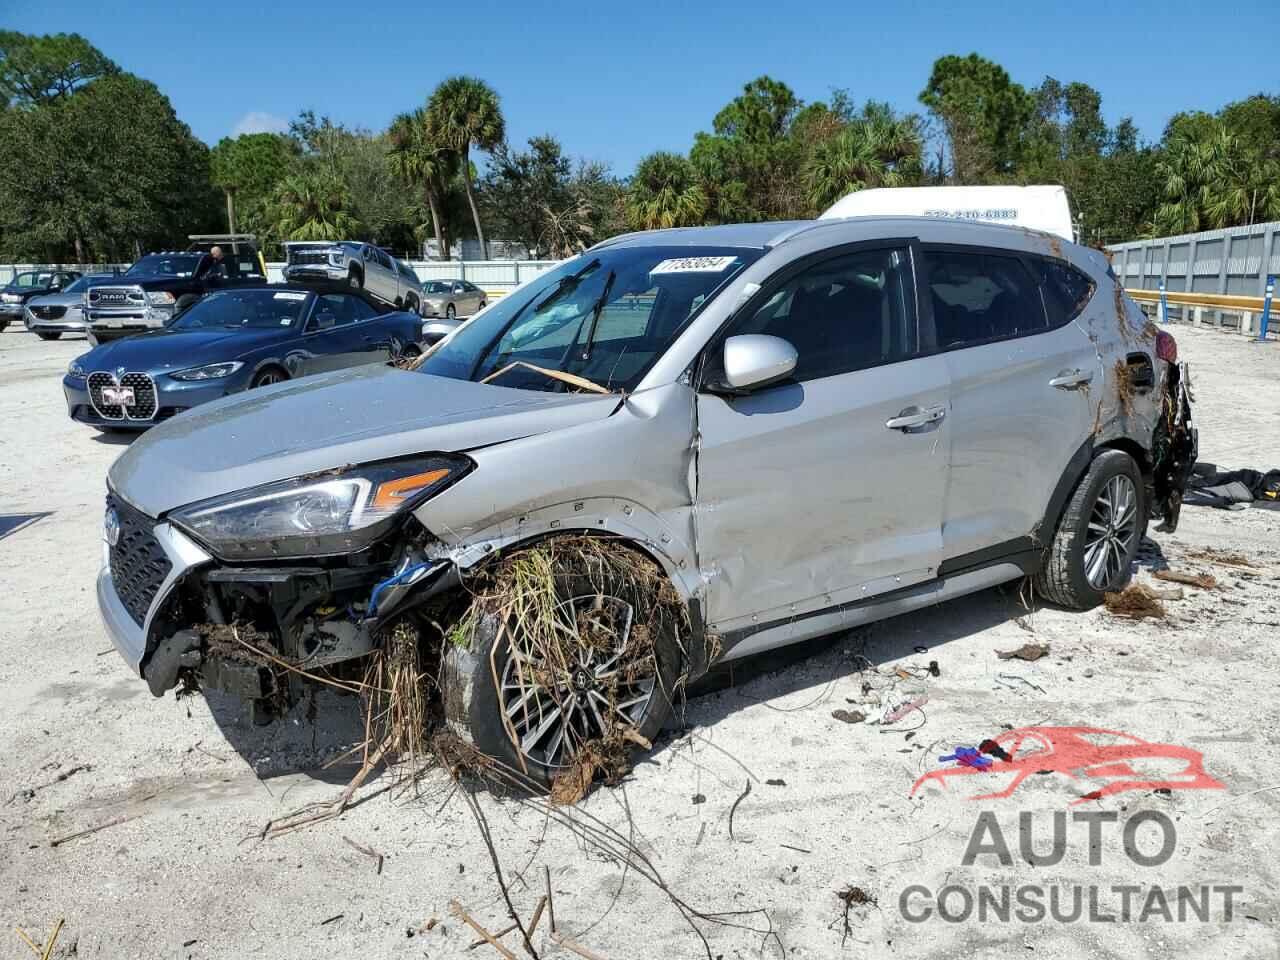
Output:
[885, 404, 947, 431]
[1050, 369, 1094, 389]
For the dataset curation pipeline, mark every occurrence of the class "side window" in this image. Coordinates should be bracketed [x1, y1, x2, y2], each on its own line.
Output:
[316, 293, 357, 327]
[730, 246, 917, 382]
[348, 296, 377, 321]
[1032, 257, 1096, 327]
[925, 250, 1047, 348]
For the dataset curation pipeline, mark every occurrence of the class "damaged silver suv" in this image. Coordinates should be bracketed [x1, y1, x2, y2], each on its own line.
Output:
[98, 217, 1195, 787]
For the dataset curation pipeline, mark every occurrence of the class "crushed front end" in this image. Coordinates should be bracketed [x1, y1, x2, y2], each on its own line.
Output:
[96, 456, 472, 717]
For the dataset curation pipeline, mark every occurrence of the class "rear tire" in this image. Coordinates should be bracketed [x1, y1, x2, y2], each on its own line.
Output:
[348, 270, 363, 291]
[37, 332, 61, 341]
[405, 297, 419, 315]
[1035, 449, 1147, 610]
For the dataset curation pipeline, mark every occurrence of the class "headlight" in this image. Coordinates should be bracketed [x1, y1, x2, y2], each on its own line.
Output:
[67, 359, 87, 381]
[2, 293, 20, 303]
[170, 361, 244, 381]
[146, 291, 176, 306]
[330, 251, 345, 266]
[169, 454, 472, 560]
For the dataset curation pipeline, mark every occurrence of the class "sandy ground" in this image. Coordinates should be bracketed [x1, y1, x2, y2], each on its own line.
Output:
[2, 323, 1279, 960]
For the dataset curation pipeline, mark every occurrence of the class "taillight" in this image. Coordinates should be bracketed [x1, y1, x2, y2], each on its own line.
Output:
[1155, 330, 1177, 363]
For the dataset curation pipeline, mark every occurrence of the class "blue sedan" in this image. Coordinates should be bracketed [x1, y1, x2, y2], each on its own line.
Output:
[63, 285, 444, 431]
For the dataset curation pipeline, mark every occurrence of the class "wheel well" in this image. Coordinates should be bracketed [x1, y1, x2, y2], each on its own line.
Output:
[349, 263, 363, 279]
[447, 529, 710, 673]
[1038, 438, 1152, 550]
[1096, 437, 1151, 479]
[253, 362, 289, 383]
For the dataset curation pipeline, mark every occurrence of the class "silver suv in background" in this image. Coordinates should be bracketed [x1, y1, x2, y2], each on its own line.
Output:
[96, 216, 1195, 790]
[283, 241, 424, 313]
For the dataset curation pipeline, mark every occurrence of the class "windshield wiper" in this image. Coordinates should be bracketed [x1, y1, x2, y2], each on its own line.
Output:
[577, 270, 616, 363]
[467, 259, 602, 381]
[480, 361, 611, 395]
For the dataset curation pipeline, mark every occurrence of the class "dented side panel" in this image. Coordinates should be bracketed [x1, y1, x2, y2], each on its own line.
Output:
[413, 382, 704, 601]
[693, 354, 952, 632]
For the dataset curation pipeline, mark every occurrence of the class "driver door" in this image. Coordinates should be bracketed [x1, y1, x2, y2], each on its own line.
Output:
[301, 293, 370, 373]
[693, 242, 952, 638]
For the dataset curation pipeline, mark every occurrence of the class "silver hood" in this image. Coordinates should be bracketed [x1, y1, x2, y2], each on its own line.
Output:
[109, 364, 619, 517]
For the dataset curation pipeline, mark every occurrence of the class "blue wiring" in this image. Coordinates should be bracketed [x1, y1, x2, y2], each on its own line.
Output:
[365, 561, 436, 620]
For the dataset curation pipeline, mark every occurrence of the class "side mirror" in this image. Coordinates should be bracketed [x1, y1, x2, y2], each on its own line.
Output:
[714, 334, 798, 393]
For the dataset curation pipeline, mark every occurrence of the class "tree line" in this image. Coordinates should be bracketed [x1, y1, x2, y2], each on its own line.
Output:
[1, 33, 1276, 265]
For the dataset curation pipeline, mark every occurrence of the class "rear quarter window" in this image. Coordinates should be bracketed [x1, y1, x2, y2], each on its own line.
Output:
[1033, 257, 1096, 327]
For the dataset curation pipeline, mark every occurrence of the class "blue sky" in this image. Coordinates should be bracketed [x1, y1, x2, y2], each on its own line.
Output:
[6, 0, 1274, 175]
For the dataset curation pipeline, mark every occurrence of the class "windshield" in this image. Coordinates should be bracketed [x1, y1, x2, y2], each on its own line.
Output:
[170, 289, 312, 331]
[418, 246, 761, 393]
[63, 276, 100, 294]
[126, 254, 205, 279]
[423, 281, 452, 294]
[12, 272, 50, 288]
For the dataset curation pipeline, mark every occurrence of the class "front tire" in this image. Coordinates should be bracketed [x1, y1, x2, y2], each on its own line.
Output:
[446, 303, 456, 319]
[250, 367, 287, 388]
[1035, 449, 1147, 609]
[442, 552, 683, 793]
[37, 331, 61, 341]
[348, 270, 363, 291]
[405, 297, 419, 315]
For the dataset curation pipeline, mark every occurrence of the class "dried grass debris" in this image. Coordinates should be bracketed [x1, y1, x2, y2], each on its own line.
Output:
[1153, 569, 1220, 590]
[1103, 584, 1167, 620]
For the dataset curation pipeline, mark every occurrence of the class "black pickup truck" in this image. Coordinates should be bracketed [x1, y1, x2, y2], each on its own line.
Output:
[85, 235, 267, 343]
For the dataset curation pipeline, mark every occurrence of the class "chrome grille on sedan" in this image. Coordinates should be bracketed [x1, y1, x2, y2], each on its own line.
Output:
[106, 494, 171, 627]
[87, 371, 158, 421]
[30, 305, 67, 320]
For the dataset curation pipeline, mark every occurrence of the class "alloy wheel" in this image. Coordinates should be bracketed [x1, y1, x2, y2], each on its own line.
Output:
[1083, 474, 1138, 588]
[254, 371, 282, 387]
[499, 595, 657, 770]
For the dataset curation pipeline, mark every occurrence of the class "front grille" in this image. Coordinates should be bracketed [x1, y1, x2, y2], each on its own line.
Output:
[31, 305, 67, 320]
[107, 494, 171, 627]
[289, 250, 331, 266]
[87, 372, 158, 421]
[89, 286, 145, 306]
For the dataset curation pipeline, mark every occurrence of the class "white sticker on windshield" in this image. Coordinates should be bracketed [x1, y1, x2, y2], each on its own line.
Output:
[274, 292, 307, 301]
[280, 317, 292, 325]
[650, 256, 738, 275]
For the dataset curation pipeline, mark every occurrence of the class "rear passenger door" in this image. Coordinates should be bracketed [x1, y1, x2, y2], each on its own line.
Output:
[922, 246, 1101, 566]
[695, 242, 952, 637]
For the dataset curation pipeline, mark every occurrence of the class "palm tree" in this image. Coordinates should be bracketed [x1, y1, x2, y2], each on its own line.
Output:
[805, 108, 923, 210]
[1203, 129, 1280, 228]
[388, 109, 458, 258]
[1154, 127, 1223, 235]
[269, 171, 361, 241]
[537, 197, 595, 258]
[427, 76, 505, 259]
[624, 152, 708, 230]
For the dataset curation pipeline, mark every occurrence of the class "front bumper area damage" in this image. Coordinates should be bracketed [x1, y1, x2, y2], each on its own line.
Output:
[97, 502, 460, 707]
